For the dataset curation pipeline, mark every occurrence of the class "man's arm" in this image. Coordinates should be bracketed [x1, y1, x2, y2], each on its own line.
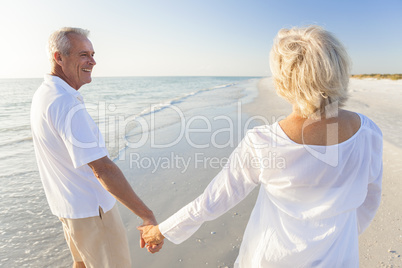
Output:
[88, 156, 156, 225]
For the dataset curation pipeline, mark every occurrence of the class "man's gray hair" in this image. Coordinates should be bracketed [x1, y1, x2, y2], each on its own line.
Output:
[47, 27, 90, 66]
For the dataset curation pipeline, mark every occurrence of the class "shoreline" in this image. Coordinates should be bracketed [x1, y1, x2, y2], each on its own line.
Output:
[116, 80, 263, 267]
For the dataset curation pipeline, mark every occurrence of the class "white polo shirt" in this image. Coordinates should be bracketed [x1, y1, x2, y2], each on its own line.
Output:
[31, 74, 116, 219]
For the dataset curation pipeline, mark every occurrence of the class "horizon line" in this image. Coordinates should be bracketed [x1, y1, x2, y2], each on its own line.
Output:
[0, 75, 266, 80]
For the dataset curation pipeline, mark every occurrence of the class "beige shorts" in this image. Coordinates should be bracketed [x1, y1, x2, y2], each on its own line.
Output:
[59, 204, 131, 268]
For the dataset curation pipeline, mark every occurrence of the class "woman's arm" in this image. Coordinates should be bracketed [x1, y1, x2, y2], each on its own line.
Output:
[141, 133, 261, 246]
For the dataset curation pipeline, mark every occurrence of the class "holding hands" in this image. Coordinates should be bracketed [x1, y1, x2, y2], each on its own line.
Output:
[137, 224, 165, 253]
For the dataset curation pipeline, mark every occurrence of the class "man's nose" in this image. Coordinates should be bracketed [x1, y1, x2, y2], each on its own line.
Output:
[89, 56, 96, 65]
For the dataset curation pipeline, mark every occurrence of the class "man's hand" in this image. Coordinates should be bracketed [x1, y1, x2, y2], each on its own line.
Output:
[137, 225, 165, 253]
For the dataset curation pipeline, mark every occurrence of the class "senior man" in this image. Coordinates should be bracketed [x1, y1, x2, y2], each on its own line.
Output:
[31, 27, 161, 268]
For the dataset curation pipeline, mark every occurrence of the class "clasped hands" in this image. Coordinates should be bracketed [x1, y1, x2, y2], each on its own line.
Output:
[137, 224, 165, 254]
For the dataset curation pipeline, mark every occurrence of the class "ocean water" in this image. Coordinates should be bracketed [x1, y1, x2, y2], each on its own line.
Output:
[0, 76, 259, 267]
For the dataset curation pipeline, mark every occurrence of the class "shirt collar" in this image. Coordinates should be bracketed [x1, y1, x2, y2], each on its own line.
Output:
[44, 74, 84, 102]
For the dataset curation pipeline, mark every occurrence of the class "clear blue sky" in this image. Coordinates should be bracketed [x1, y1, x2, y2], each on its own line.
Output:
[0, 0, 401, 78]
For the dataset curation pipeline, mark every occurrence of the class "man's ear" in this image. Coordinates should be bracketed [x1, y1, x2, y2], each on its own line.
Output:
[53, 52, 63, 66]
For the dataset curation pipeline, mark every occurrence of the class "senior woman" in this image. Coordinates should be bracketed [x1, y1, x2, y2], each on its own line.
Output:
[139, 25, 383, 267]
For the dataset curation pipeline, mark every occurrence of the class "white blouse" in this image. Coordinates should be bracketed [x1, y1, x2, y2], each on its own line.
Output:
[159, 113, 383, 267]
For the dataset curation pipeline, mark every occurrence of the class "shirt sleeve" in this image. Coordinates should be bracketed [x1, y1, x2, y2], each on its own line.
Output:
[356, 128, 383, 234]
[52, 101, 108, 168]
[159, 132, 261, 244]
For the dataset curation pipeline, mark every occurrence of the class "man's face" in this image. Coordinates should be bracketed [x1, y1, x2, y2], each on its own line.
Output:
[59, 33, 96, 90]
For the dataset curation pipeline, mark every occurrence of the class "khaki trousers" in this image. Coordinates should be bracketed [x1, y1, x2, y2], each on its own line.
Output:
[60, 204, 131, 268]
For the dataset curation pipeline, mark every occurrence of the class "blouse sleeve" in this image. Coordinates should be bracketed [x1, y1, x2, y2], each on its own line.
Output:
[356, 129, 383, 234]
[159, 132, 261, 244]
[356, 165, 383, 234]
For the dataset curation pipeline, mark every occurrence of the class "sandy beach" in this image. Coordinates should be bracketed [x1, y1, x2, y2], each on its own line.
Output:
[115, 77, 402, 267]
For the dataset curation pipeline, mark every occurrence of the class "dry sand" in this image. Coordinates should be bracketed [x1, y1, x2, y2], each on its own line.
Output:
[117, 77, 402, 267]
[346, 78, 402, 267]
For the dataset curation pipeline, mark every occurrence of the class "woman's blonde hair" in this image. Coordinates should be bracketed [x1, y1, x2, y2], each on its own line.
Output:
[269, 25, 351, 118]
